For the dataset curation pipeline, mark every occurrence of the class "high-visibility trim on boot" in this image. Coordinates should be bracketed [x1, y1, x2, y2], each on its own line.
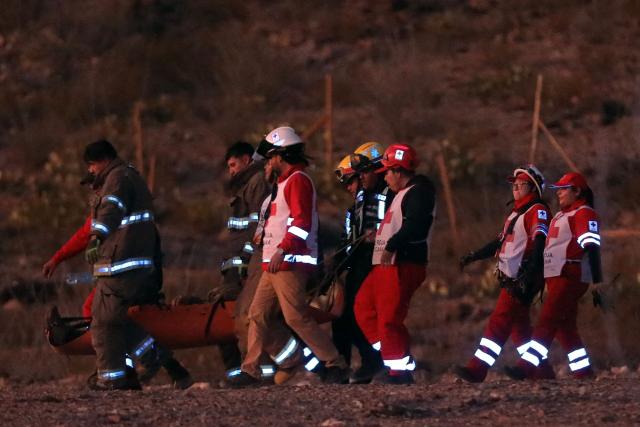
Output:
[522, 352, 540, 367]
[273, 337, 299, 365]
[479, 338, 502, 356]
[260, 365, 275, 377]
[474, 349, 496, 366]
[384, 355, 416, 371]
[125, 356, 135, 368]
[516, 343, 530, 355]
[527, 340, 549, 359]
[568, 348, 587, 361]
[305, 357, 320, 371]
[226, 368, 242, 378]
[133, 336, 155, 358]
[568, 348, 590, 372]
[98, 369, 126, 380]
[569, 358, 591, 372]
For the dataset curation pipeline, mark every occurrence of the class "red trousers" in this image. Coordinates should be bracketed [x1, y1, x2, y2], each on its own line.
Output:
[466, 289, 532, 380]
[519, 273, 593, 378]
[354, 263, 425, 370]
[82, 288, 96, 318]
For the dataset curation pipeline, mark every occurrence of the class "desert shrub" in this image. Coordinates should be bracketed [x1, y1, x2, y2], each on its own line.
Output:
[466, 64, 533, 104]
[7, 149, 87, 254]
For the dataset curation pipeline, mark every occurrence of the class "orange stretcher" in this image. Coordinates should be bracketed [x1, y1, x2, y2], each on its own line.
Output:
[46, 289, 343, 355]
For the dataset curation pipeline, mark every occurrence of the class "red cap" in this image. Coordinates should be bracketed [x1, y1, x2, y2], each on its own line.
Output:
[375, 144, 419, 173]
[549, 172, 588, 190]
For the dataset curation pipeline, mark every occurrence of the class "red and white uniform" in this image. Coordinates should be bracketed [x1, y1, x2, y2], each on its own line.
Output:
[544, 204, 600, 282]
[262, 166, 318, 271]
[372, 185, 413, 265]
[497, 202, 550, 278]
[518, 199, 600, 378]
[355, 175, 435, 375]
[464, 195, 551, 381]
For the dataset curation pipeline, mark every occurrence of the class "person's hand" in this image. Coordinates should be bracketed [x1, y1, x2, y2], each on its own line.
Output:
[380, 250, 394, 265]
[85, 237, 101, 264]
[364, 229, 376, 243]
[592, 282, 614, 312]
[268, 248, 284, 273]
[459, 252, 476, 272]
[42, 258, 58, 278]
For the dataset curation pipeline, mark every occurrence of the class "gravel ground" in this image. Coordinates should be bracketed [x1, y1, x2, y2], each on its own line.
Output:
[2, 374, 639, 426]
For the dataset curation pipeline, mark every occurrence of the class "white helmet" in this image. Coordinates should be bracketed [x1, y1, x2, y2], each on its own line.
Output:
[265, 126, 303, 148]
[510, 164, 545, 196]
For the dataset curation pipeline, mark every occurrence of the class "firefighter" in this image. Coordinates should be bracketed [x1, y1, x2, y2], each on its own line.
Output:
[455, 165, 551, 383]
[354, 143, 436, 384]
[506, 172, 604, 380]
[215, 141, 271, 379]
[83, 139, 172, 390]
[227, 150, 282, 382]
[43, 171, 193, 389]
[228, 126, 348, 387]
[330, 144, 391, 383]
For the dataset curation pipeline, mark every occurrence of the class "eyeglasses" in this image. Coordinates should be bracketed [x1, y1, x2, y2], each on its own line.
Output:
[511, 182, 531, 190]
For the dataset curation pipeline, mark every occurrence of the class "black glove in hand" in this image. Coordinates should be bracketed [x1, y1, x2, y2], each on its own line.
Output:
[459, 252, 476, 272]
[85, 237, 100, 264]
[592, 287, 614, 312]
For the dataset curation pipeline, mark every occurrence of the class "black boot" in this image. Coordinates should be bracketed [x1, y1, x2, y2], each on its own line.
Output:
[163, 357, 194, 390]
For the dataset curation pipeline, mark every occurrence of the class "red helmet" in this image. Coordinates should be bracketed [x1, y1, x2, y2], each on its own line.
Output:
[376, 143, 419, 173]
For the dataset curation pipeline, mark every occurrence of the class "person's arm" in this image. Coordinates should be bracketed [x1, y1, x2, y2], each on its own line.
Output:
[90, 171, 131, 240]
[575, 208, 602, 284]
[586, 244, 603, 283]
[52, 216, 92, 263]
[43, 216, 92, 277]
[385, 181, 435, 253]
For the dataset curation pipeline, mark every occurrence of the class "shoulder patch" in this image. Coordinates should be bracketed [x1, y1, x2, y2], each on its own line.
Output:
[589, 220, 598, 232]
[538, 209, 547, 220]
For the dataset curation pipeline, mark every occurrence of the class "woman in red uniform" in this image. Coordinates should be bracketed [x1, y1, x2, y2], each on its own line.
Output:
[506, 172, 603, 380]
[456, 165, 551, 382]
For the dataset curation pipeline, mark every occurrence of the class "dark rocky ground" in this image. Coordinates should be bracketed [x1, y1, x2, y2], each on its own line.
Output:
[2, 373, 639, 426]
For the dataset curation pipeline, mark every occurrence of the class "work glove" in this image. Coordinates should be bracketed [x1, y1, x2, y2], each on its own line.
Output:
[85, 237, 101, 264]
[459, 252, 476, 272]
[592, 283, 614, 312]
[208, 283, 240, 303]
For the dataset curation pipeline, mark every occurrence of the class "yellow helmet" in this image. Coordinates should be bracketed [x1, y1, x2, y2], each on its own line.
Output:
[351, 141, 384, 172]
[334, 155, 357, 183]
[354, 142, 384, 160]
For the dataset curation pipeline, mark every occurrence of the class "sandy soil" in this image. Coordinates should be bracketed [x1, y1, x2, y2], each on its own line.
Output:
[1, 374, 638, 426]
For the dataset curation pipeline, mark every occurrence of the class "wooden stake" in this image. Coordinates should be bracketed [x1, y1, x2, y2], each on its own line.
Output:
[538, 120, 581, 173]
[528, 74, 543, 164]
[132, 101, 144, 176]
[436, 148, 460, 253]
[302, 114, 327, 141]
[324, 74, 333, 177]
